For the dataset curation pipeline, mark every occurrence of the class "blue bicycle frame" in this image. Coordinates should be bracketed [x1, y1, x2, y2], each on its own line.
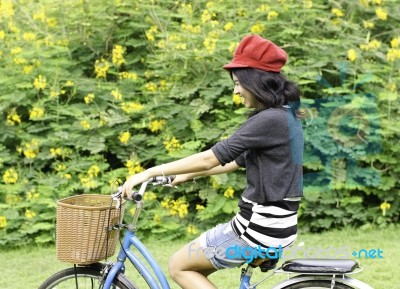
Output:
[103, 230, 170, 289]
[103, 229, 253, 289]
[102, 178, 254, 289]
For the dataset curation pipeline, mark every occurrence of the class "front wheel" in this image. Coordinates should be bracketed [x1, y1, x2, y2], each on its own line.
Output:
[38, 265, 137, 289]
[282, 280, 353, 289]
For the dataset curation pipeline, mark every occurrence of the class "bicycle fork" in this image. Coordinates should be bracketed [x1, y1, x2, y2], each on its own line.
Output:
[240, 266, 253, 289]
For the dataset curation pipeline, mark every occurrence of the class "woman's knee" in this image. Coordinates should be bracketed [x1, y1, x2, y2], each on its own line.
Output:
[168, 251, 182, 280]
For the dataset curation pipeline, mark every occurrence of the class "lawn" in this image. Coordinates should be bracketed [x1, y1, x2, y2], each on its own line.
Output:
[0, 225, 398, 289]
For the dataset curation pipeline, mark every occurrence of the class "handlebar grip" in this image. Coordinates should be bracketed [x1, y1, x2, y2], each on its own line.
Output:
[152, 175, 175, 183]
[132, 192, 142, 201]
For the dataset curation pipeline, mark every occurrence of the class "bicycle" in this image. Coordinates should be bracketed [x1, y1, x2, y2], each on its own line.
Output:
[39, 176, 374, 289]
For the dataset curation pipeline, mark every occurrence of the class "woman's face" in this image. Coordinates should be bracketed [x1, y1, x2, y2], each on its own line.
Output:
[232, 73, 263, 109]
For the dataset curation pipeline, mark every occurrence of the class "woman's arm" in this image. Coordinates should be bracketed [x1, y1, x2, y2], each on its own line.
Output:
[172, 161, 240, 185]
[122, 149, 223, 197]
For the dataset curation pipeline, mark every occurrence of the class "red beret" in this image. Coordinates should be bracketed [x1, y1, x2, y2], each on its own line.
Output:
[223, 35, 287, 72]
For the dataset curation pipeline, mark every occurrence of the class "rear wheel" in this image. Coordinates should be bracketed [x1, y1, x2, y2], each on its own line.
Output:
[282, 280, 354, 289]
[38, 265, 137, 289]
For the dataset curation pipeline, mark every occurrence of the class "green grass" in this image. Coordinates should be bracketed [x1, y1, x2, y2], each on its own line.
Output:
[1, 225, 398, 289]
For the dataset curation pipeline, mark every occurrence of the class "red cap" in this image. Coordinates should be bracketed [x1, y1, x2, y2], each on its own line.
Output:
[223, 35, 287, 72]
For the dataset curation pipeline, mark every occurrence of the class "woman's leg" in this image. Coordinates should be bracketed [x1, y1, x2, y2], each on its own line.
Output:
[168, 238, 218, 289]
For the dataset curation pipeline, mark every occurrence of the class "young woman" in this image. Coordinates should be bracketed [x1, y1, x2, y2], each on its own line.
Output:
[122, 34, 304, 289]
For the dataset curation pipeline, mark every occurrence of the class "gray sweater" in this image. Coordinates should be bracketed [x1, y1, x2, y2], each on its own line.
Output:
[211, 107, 303, 204]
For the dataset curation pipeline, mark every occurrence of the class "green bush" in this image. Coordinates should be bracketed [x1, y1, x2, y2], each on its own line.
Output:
[0, 0, 399, 246]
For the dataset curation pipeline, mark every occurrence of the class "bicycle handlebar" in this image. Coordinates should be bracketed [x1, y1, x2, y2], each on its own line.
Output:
[112, 175, 176, 204]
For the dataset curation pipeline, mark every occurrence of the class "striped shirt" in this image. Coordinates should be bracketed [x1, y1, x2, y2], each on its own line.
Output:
[231, 196, 300, 249]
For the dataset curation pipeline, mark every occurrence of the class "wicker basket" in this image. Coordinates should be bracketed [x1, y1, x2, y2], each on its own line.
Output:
[56, 194, 125, 265]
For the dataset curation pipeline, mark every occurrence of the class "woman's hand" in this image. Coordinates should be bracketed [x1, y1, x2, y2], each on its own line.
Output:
[122, 171, 151, 199]
[171, 174, 189, 186]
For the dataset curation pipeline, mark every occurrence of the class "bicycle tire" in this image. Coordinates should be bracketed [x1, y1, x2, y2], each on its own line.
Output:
[282, 280, 354, 289]
[38, 265, 138, 289]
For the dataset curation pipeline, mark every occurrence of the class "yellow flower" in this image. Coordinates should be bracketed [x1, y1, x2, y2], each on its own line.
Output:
[13, 57, 27, 65]
[303, 0, 313, 8]
[386, 48, 400, 62]
[84, 93, 95, 104]
[331, 8, 344, 17]
[196, 204, 205, 211]
[375, 7, 387, 20]
[229, 42, 237, 54]
[233, 94, 242, 105]
[169, 198, 188, 218]
[360, 39, 381, 51]
[27, 189, 40, 199]
[29, 107, 45, 119]
[64, 80, 74, 87]
[112, 45, 126, 67]
[149, 119, 166, 133]
[119, 71, 138, 80]
[145, 82, 157, 92]
[79, 175, 96, 189]
[119, 131, 131, 144]
[94, 58, 110, 78]
[187, 224, 199, 234]
[80, 120, 91, 130]
[347, 49, 357, 62]
[126, 160, 144, 174]
[3, 168, 18, 184]
[256, 4, 270, 12]
[180, 3, 193, 14]
[23, 32, 36, 41]
[201, 9, 212, 23]
[164, 137, 182, 153]
[50, 147, 62, 157]
[88, 165, 100, 177]
[0, 30, 5, 40]
[33, 9, 46, 22]
[6, 111, 21, 125]
[0, 216, 7, 228]
[64, 173, 72, 179]
[47, 18, 57, 27]
[223, 186, 235, 198]
[144, 191, 157, 201]
[33, 75, 46, 90]
[25, 209, 36, 219]
[224, 22, 234, 31]
[11, 47, 22, 55]
[380, 201, 390, 216]
[145, 25, 158, 42]
[111, 89, 123, 101]
[267, 11, 279, 21]
[23, 139, 39, 159]
[23, 65, 33, 74]
[363, 20, 374, 29]
[55, 162, 67, 171]
[250, 22, 265, 34]
[120, 102, 143, 113]
[50, 89, 60, 98]
[391, 37, 400, 48]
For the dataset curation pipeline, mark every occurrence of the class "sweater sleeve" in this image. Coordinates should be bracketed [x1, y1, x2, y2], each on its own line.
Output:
[211, 110, 287, 165]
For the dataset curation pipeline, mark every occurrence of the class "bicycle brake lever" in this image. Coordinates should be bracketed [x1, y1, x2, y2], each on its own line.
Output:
[111, 186, 123, 209]
[163, 183, 179, 189]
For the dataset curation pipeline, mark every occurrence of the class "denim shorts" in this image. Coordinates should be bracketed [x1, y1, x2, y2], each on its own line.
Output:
[198, 221, 250, 269]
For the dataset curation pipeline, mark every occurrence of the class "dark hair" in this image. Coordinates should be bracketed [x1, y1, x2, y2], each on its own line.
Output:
[230, 68, 301, 117]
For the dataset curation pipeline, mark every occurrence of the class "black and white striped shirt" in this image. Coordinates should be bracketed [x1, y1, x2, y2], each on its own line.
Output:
[232, 196, 300, 249]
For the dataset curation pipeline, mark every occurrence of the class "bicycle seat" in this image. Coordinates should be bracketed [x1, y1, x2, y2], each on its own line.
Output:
[281, 258, 360, 274]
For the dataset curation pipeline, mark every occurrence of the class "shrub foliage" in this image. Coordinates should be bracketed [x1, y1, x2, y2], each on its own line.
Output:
[0, 0, 399, 246]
